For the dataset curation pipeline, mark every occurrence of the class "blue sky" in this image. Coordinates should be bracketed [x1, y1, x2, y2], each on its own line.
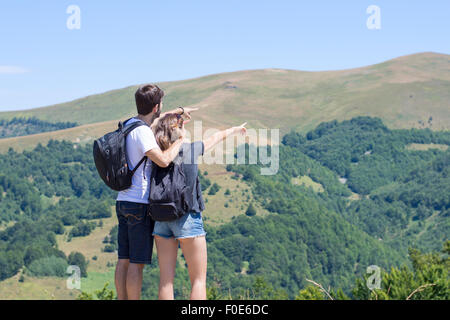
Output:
[0, 1, 449, 111]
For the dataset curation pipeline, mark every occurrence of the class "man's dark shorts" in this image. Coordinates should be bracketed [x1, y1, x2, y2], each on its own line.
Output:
[116, 201, 155, 264]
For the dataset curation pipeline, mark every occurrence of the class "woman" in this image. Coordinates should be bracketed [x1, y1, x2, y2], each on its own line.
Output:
[151, 113, 247, 300]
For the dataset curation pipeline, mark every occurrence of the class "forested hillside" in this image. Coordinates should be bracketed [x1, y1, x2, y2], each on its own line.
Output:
[0, 117, 77, 139]
[0, 117, 448, 299]
[281, 117, 449, 253]
[0, 140, 112, 280]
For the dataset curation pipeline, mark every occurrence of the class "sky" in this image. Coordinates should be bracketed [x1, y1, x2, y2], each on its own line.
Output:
[0, 0, 449, 111]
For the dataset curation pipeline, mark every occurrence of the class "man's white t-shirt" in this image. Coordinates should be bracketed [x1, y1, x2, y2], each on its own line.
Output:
[116, 118, 159, 204]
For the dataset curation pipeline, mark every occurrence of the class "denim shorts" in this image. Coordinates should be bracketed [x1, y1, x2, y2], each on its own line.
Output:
[152, 212, 206, 240]
[116, 201, 155, 264]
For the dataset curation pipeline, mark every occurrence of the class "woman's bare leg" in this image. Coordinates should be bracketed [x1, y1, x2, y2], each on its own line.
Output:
[179, 236, 207, 300]
[155, 235, 178, 300]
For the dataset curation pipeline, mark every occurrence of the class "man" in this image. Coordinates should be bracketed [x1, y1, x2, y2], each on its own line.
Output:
[115, 84, 196, 300]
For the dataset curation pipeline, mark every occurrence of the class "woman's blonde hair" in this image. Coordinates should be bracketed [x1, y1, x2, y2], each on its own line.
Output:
[153, 113, 182, 151]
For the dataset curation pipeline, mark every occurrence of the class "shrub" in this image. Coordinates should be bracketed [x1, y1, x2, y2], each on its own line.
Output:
[26, 256, 68, 277]
[69, 221, 95, 237]
[208, 183, 221, 196]
[245, 203, 257, 217]
[103, 244, 115, 253]
[68, 252, 88, 277]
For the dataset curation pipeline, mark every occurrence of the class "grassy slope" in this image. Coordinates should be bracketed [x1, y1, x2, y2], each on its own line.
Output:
[291, 175, 325, 193]
[0, 52, 449, 153]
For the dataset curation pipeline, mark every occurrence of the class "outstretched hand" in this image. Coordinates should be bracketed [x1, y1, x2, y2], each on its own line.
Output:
[233, 122, 247, 135]
[203, 122, 247, 153]
[179, 107, 199, 124]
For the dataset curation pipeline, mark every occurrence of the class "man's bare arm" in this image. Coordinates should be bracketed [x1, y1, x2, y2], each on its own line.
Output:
[145, 138, 184, 168]
[151, 107, 198, 130]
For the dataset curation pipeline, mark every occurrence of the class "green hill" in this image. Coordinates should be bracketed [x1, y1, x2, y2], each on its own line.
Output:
[281, 117, 450, 252]
[0, 52, 448, 154]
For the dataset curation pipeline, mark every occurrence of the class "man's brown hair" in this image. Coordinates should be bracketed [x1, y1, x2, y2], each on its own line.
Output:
[135, 84, 165, 115]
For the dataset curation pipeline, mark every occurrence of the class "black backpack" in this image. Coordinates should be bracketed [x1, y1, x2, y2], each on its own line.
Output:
[148, 154, 192, 221]
[93, 118, 148, 191]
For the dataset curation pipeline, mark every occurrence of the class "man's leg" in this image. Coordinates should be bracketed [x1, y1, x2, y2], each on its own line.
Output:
[115, 258, 129, 300]
[126, 263, 145, 300]
[124, 202, 154, 300]
[115, 201, 130, 300]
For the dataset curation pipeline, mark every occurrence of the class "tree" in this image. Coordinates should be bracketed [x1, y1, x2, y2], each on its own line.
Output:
[68, 252, 88, 278]
[352, 241, 450, 300]
[69, 221, 95, 237]
[246, 276, 288, 300]
[295, 286, 325, 300]
[77, 282, 115, 300]
[23, 245, 45, 266]
[26, 256, 68, 277]
[245, 203, 256, 217]
[208, 183, 221, 195]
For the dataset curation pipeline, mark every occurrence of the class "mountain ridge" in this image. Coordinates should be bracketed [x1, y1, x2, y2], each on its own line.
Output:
[0, 52, 448, 153]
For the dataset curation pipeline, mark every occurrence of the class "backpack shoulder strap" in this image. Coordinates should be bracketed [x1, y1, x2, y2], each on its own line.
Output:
[130, 156, 147, 174]
[122, 118, 149, 136]
[121, 118, 150, 174]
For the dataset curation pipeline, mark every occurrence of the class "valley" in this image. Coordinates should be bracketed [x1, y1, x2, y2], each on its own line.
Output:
[0, 52, 448, 300]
